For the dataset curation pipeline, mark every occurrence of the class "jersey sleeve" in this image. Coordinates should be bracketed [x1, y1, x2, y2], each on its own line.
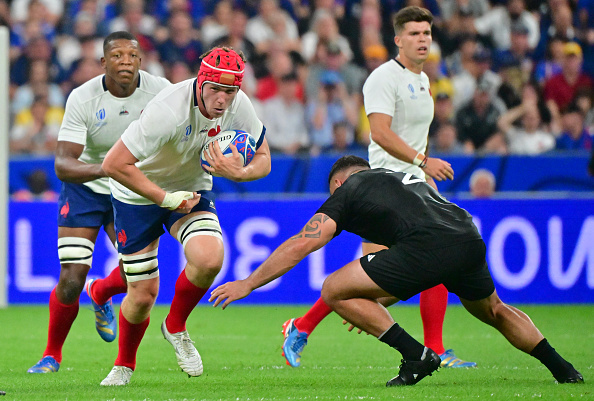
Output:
[121, 100, 177, 161]
[57, 89, 88, 146]
[231, 91, 266, 149]
[363, 68, 397, 117]
[315, 186, 350, 237]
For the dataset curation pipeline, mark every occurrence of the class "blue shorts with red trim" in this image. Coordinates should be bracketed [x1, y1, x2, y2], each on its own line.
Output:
[112, 190, 218, 255]
[57, 182, 114, 228]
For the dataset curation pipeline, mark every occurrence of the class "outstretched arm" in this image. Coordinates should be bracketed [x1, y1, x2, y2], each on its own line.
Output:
[210, 213, 337, 309]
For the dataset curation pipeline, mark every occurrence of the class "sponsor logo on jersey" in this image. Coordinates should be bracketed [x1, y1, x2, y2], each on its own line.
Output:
[208, 125, 221, 137]
[209, 200, 215, 209]
[117, 229, 127, 247]
[182, 125, 192, 142]
[408, 84, 417, 99]
[119, 106, 129, 115]
[60, 202, 70, 218]
[95, 108, 107, 127]
[420, 86, 426, 92]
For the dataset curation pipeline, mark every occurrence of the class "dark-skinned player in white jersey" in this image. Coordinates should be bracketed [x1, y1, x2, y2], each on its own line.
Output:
[210, 155, 583, 387]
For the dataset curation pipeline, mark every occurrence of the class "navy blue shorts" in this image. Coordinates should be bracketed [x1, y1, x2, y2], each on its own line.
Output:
[57, 182, 114, 228]
[112, 191, 218, 254]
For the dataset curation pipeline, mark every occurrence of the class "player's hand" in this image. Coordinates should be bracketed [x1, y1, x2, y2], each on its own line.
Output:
[209, 280, 252, 310]
[161, 191, 200, 212]
[342, 319, 369, 335]
[202, 141, 245, 180]
[423, 157, 454, 181]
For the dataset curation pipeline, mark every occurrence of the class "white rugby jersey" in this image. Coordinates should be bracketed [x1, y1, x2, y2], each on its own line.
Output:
[111, 78, 265, 205]
[363, 59, 434, 179]
[58, 70, 171, 194]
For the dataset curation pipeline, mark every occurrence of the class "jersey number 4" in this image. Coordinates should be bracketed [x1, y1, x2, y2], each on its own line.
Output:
[402, 173, 424, 185]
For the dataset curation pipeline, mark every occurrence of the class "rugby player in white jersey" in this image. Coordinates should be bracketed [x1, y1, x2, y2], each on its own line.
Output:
[280, 7, 475, 370]
[28, 31, 171, 374]
[99, 47, 271, 386]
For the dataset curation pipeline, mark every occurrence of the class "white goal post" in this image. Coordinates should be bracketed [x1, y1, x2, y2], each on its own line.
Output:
[0, 26, 8, 308]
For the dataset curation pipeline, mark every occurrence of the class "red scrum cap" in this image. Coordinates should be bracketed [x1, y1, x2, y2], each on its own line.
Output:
[197, 47, 245, 90]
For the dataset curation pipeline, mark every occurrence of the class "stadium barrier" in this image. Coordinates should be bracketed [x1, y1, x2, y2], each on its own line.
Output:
[9, 152, 594, 196]
[7, 197, 594, 305]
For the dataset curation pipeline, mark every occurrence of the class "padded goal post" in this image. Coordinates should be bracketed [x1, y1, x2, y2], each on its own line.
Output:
[0, 26, 8, 308]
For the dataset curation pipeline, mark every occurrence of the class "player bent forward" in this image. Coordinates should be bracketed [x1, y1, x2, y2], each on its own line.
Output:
[211, 155, 583, 386]
[100, 47, 271, 386]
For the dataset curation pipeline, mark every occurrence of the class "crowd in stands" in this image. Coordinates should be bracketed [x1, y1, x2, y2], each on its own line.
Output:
[4, 0, 594, 163]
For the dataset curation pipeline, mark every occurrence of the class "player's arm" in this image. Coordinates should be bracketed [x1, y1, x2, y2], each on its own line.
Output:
[54, 141, 106, 183]
[204, 136, 272, 182]
[368, 113, 454, 181]
[102, 139, 199, 213]
[210, 213, 337, 309]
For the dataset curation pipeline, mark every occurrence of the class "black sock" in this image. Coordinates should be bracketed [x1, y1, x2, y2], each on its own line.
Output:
[530, 338, 575, 381]
[378, 323, 425, 360]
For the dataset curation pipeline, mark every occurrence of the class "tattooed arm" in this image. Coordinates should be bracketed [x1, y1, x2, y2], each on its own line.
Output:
[210, 213, 337, 309]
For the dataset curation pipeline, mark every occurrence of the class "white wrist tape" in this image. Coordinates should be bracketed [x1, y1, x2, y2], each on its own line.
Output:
[412, 152, 425, 167]
[161, 191, 194, 210]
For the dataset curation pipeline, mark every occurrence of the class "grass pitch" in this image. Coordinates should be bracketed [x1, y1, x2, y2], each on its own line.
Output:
[0, 304, 591, 400]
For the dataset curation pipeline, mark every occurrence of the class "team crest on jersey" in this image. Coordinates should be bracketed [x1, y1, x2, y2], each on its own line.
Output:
[60, 202, 70, 218]
[95, 108, 107, 127]
[119, 106, 129, 115]
[408, 84, 417, 100]
[117, 229, 127, 247]
[182, 125, 192, 142]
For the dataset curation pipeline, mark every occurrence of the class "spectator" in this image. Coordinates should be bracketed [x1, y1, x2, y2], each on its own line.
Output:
[108, 0, 157, 40]
[10, 0, 63, 26]
[497, 97, 556, 155]
[156, 10, 202, 70]
[301, 9, 353, 63]
[429, 122, 466, 154]
[429, 90, 455, 137]
[589, 141, 594, 176]
[260, 72, 309, 154]
[245, 0, 300, 55]
[473, 0, 539, 51]
[444, 33, 479, 76]
[451, 47, 502, 111]
[11, 0, 57, 47]
[574, 88, 594, 133]
[11, 59, 64, 116]
[56, 12, 103, 72]
[211, 8, 258, 67]
[493, 22, 534, 81]
[255, 50, 302, 102]
[534, 2, 577, 61]
[440, 0, 489, 23]
[11, 169, 58, 202]
[165, 60, 192, 84]
[455, 79, 507, 154]
[306, 70, 358, 155]
[10, 95, 63, 155]
[10, 35, 65, 87]
[306, 41, 367, 102]
[543, 42, 594, 115]
[555, 103, 593, 151]
[469, 168, 496, 198]
[200, 0, 231, 47]
[533, 35, 564, 87]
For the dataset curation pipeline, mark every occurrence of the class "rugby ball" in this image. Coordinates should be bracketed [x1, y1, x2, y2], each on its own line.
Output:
[201, 130, 257, 175]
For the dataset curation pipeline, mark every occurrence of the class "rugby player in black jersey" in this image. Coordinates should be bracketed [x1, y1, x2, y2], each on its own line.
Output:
[210, 155, 583, 387]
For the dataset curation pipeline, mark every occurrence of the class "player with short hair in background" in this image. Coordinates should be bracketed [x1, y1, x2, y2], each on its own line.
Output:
[99, 46, 271, 386]
[279, 6, 474, 369]
[211, 155, 584, 387]
[28, 31, 171, 374]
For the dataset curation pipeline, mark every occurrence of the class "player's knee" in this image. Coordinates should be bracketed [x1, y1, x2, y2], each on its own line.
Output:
[57, 264, 89, 303]
[189, 258, 222, 282]
[321, 275, 339, 306]
[122, 249, 159, 283]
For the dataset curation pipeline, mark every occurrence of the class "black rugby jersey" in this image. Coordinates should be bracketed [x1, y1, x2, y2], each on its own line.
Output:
[316, 169, 482, 248]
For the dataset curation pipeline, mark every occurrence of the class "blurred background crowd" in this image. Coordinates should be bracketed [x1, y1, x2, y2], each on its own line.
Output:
[4, 0, 594, 197]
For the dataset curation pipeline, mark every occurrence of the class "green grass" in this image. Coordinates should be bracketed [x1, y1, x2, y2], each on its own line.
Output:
[0, 304, 592, 400]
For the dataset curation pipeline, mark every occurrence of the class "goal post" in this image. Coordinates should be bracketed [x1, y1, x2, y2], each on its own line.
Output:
[0, 26, 8, 308]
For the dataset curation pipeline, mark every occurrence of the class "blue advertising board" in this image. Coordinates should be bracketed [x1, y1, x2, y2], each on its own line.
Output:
[7, 198, 594, 305]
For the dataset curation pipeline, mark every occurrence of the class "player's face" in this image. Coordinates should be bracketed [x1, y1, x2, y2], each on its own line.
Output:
[101, 39, 141, 88]
[200, 83, 239, 119]
[394, 21, 432, 65]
